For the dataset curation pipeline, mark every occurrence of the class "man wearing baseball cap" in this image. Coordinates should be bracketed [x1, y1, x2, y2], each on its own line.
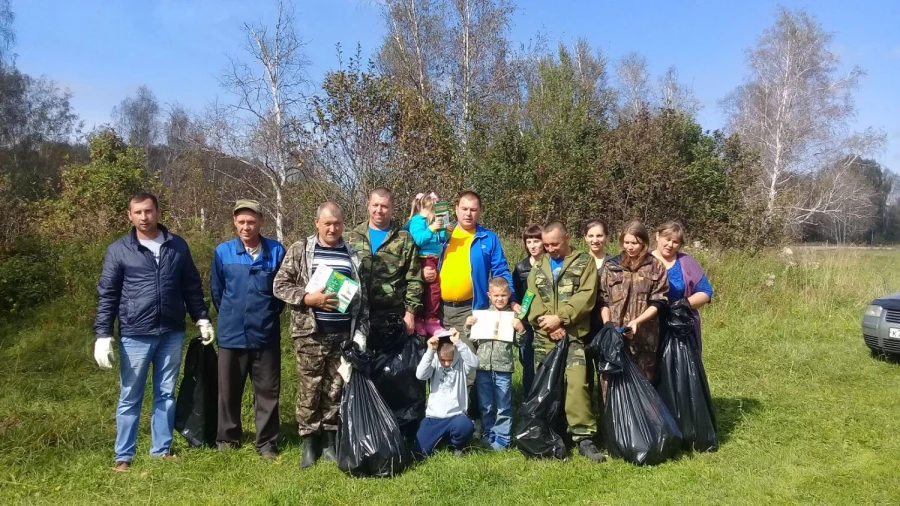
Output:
[210, 199, 286, 460]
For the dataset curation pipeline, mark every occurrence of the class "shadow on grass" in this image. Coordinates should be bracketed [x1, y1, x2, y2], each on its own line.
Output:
[870, 349, 900, 365]
[713, 396, 761, 444]
[279, 420, 303, 449]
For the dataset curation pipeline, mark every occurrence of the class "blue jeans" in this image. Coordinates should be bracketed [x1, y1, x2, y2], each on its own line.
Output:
[115, 331, 185, 462]
[475, 370, 513, 446]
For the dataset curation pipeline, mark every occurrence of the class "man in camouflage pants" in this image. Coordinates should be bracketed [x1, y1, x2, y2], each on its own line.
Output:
[273, 202, 369, 470]
[526, 221, 605, 463]
[349, 187, 424, 436]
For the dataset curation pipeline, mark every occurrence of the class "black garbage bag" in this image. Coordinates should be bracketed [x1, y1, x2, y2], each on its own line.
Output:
[174, 337, 218, 447]
[341, 339, 375, 376]
[597, 328, 682, 466]
[657, 299, 719, 452]
[337, 343, 412, 478]
[372, 334, 427, 429]
[515, 337, 569, 460]
[586, 322, 624, 374]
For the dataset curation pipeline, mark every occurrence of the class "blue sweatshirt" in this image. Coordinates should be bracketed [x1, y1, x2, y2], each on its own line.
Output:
[404, 214, 448, 257]
[211, 237, 286, 348]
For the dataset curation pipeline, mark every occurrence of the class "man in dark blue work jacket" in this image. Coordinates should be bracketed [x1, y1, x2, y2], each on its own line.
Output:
[94, 192, 213, 472]
[211, 199, 286, 460]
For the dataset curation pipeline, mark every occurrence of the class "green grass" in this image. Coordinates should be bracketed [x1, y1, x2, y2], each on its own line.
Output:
[3, 247, 900, 505]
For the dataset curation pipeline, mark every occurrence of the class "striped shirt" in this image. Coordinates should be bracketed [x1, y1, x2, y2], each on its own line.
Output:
[312, 241, 354, 333]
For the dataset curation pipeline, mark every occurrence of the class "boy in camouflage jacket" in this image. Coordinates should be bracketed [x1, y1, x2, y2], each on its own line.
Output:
[464, 277, 525, 450]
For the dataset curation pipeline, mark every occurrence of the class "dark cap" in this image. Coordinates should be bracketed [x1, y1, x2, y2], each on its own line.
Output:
[234, 199, 263, 215]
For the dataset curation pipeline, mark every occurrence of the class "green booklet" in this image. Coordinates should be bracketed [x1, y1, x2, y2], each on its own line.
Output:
[306, 265, 361, 313]
[518, 290, 535, 319]
[433, 200, 451, 226]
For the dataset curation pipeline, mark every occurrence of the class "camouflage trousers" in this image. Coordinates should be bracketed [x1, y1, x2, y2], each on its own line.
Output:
[292, 331, 347, 436]
[533, 334, 597, 440]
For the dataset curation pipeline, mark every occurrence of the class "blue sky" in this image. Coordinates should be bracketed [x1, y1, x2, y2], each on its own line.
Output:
[11, 0, 900, 168]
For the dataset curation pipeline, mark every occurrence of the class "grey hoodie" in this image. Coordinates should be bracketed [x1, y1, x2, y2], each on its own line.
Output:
[416, 341, 479, 418]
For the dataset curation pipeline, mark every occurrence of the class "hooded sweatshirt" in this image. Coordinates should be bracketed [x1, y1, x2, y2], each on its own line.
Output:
[416, 341, 479, 418]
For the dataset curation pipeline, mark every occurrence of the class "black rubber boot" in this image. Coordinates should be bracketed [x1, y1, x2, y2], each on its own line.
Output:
[577, 439, 607, 463]
[300, 434, 321, 469]
[321, 431, 337, 463]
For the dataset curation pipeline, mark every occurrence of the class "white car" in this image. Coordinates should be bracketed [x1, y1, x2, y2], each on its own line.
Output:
[862, 294, 900, 356]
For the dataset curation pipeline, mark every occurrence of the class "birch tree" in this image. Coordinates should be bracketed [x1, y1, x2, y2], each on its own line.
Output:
[377, 0, 514, 162]
[217, 0, 310, 242]
[377, 0, 445, 103]
[447, 0, 514, 145]
[112, 85, 161, 153]
[657, 66, 700, 117]
[615, 52, 651, 120]
[722, 7, 885, 233]
[0, 0, 13, 68]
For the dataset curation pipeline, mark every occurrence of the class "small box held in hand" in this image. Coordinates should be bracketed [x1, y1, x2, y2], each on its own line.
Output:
[433, 200, 451, 227]
[307, 265, 360, 313]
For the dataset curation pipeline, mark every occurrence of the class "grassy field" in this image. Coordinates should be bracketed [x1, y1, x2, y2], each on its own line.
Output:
[2, 246, 900, 505]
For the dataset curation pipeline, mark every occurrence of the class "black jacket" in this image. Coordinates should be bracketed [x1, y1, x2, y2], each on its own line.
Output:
[590, 254, 613, 335]
[94, 225, 209, 338]
[513, 257, 533, 303]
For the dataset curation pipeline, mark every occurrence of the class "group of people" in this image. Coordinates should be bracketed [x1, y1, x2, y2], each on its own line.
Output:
[93, 187, 713, 472]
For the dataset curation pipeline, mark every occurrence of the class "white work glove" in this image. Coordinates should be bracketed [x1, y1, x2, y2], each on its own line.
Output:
[198, 319, 215, 345]
[352, 330, 366, 352]
[94, 337, 114, 370]
[338, 356, 352, 383]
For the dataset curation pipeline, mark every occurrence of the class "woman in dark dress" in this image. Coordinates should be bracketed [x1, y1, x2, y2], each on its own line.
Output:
[512, 224, 544, 395]
[584, 219, 612, 337]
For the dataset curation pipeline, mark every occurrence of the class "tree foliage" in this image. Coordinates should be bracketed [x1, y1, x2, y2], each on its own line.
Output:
[41, 129, 154, 240]
[0, 0, 896, 253]
[722, 7, 885, 236]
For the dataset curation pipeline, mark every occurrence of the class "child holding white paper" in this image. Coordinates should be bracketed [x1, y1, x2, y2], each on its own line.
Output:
[404, 192, 449, 337]
[464, 277, 525, 450]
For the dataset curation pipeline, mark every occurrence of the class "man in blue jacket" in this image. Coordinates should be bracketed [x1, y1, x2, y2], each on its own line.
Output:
[429, 191, 518, 437]
[93, 192, 213, 472]
[432, 191, 519, 337]
[210, 199, 285, 461]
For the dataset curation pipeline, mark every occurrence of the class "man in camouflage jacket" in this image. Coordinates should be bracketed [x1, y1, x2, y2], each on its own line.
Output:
[526, 222, 605, 462]
[348, 187, 424, 351]
[273, 202, 368, 470]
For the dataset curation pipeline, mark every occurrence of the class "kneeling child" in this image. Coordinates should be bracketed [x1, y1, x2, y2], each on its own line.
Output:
[414, 328, 479, 456]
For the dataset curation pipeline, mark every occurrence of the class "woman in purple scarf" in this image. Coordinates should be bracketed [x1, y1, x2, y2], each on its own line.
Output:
[651, 222, 713, 353]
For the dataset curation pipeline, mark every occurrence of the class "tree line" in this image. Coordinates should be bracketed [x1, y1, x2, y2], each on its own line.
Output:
[0, 0, 896, 253]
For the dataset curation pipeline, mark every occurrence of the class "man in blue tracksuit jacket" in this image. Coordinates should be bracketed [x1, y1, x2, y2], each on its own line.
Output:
[433, 191, 518, 337]
[93, 192, 213, 472]
[210, 199, 286, 460]
[430, 191, 518, 431]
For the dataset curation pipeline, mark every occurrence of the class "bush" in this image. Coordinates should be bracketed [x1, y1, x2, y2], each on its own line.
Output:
[0, 239, 62, 319]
